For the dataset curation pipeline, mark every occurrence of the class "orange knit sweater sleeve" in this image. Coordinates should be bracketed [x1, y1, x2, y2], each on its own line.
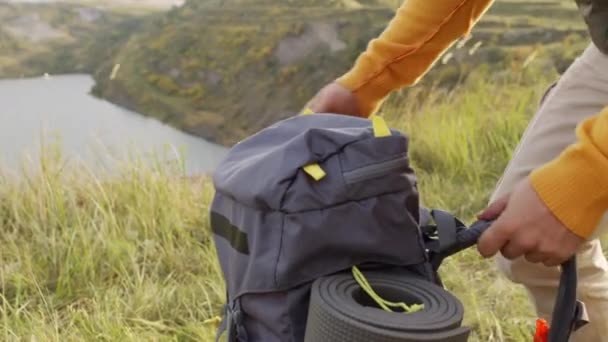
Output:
[530, 108, 608, 238]
[337, 0, 608, 238]
[336, 0, 494, 116]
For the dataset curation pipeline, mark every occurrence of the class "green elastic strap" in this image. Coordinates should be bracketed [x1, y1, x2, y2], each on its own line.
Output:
[352, 266, 424, 313]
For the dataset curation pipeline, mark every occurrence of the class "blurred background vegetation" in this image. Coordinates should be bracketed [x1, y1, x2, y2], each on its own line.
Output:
[0, 0, 598, 341]
[0, 0, 589, 145]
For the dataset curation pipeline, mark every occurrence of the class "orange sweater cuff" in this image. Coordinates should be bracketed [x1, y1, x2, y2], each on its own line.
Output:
[529, 116, 608, 239]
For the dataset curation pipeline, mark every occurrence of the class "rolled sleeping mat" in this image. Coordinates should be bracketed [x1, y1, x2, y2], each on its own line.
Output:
[303, 270, 470, 342]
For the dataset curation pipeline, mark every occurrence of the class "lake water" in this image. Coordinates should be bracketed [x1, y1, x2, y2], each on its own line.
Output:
[0, 74, 228, 176]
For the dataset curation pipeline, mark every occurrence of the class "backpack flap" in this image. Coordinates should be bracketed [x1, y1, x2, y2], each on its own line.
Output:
[212, 114, 380, 211]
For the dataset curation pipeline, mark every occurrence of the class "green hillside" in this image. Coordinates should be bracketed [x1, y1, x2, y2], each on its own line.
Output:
[0, 2, 150, 77]
[90, 0, 589, 146]
[0, 0, 591, 146]
[91, 3, 393, 144]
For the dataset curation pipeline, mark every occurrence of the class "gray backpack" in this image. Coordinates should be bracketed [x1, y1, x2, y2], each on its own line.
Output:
[209, 113, 470, 341]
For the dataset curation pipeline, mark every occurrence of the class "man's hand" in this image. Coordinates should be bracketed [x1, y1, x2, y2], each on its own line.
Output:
[477, 177, 585, 267]
[306, 83, 362, 116]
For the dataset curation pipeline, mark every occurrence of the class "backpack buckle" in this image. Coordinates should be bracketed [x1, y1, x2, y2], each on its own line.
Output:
[223, 299, 248, 342]
[420, 209, 467, 271]
[224, 305, 236, 342]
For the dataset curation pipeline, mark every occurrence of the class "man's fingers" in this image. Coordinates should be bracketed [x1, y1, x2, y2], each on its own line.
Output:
[525, 252, 546, 264]
[477, 220, 510, 258]
[500, 241, 527, 260]
[502, 233, 537, 260]
[307, 83, 361, 116]
[543, 258, 563, 267]
[477, 194, 510, 221]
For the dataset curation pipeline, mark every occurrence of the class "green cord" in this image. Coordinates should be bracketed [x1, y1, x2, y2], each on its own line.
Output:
[352, 266, 424, 314]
